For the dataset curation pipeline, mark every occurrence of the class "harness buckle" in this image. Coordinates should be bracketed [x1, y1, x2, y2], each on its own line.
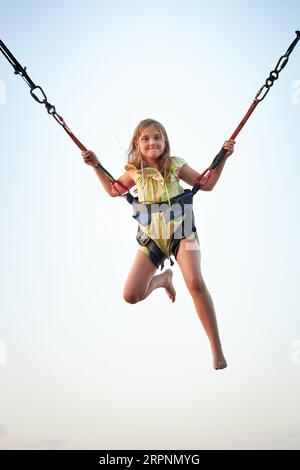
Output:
[137, 230, 151, 247]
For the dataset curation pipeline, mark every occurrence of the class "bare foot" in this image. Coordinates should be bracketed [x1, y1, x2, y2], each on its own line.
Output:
[162, 269, 176, 302]
[212, 346, 227, 370]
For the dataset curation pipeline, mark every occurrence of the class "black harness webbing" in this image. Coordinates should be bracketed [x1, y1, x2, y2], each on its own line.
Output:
[134, 189, 197, 269]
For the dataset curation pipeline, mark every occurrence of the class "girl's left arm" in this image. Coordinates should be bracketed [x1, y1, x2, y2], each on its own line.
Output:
[178, 140, 235, 191]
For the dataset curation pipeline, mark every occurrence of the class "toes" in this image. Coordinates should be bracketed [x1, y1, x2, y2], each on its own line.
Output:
[213, 360, 227, 370]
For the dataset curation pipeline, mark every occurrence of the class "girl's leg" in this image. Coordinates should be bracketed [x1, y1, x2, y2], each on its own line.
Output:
[123, 250, 176, 304]
[176, 237, 227, 370]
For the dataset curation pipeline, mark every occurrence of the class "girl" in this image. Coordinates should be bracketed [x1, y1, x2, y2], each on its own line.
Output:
[82, 119, 235, 370]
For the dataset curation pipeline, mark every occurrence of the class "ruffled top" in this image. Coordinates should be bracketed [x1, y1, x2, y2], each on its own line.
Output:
[124, 156, 187, 203]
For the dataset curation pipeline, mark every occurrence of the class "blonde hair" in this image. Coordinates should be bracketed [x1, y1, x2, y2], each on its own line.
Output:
[127, 118, 172, 181]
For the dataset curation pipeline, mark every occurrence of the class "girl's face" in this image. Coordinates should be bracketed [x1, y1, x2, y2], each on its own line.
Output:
[138, 125, 165, 163]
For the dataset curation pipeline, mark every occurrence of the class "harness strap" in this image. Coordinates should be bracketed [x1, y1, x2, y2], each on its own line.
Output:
[136, 203, 197, 270]
[136, 227, 167, 270]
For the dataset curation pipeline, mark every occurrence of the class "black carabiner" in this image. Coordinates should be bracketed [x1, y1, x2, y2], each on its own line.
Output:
[30, 85, 47, 104]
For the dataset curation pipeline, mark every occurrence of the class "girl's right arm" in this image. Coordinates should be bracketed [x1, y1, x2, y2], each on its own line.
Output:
[82, 150, 135, 197]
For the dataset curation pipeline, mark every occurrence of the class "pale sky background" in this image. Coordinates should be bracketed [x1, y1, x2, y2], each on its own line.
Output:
[1, 0, 300, 450]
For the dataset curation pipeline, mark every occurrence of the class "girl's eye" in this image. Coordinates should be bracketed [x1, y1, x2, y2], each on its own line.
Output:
[140, 135, 162, 142]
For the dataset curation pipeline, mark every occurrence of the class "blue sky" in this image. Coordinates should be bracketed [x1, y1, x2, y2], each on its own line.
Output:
[1, 0, 300, 450]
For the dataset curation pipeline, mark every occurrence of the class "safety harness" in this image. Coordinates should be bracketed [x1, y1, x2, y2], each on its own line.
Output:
[1, 31, 299, 268]
[132, 187, 197, 269]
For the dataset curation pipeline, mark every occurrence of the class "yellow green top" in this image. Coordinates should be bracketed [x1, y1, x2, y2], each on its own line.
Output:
[124, 156, 188, 258]
[124, 156, 187, 203]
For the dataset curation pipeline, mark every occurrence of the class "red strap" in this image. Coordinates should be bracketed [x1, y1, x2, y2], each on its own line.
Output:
[62, 123, 87, 152]
[111, 180, 130, 195]
[62, 124, 129, 194]
[229, 99, 259, 141]
[195, 168, 214, 187]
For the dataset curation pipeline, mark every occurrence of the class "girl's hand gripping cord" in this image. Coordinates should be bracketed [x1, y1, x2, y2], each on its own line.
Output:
[223, 139, 235, 157]
[82, 149, 100, 167]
